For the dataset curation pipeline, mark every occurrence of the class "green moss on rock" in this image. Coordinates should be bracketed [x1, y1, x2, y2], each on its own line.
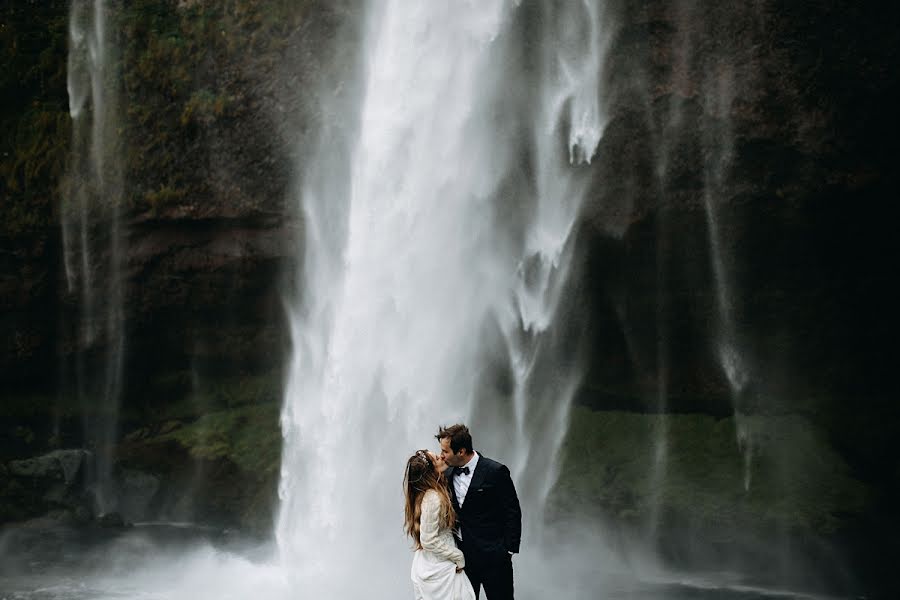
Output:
[0, 1, 70, 237]
[163, 402, 281, 477]
[146, 370, 283, 421]
[118, 0, 311, 215]
[551, 407, 869, 539]
[117, 395, 282, 534]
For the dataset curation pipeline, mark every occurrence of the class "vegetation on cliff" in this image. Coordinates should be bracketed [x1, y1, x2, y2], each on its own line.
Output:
[0, 1, 69, 237]
[119, 0, 310, 217]
[553, 407, 868, 538]
[1, 0, 318, 235]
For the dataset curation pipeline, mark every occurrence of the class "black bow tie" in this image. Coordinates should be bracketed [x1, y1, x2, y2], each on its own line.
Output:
[457, 466, 470, 475]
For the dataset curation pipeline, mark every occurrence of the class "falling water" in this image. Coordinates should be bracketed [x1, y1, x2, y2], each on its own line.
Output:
[277, 0, 607, 595]
[500, 0, 609, 534]
[700, 65, 756, 491]
[61, 0, 125, 515]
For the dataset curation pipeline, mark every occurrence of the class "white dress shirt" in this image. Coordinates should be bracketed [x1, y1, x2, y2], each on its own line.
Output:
[453, 451, 479, 508]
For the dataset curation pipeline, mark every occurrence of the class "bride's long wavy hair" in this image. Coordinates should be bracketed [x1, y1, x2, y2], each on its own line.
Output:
[403, 449, 455, 549]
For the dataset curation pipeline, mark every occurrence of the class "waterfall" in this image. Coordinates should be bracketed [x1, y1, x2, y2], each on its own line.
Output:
[277, 0, 608, 595]
[61, 0, 125, 515]
[686, 35, 758, 492]
[500, 0, 609, 534]
[699, 66, 756, 491]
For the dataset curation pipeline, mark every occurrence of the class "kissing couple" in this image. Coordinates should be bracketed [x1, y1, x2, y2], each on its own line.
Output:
[404, 424, 522, 600]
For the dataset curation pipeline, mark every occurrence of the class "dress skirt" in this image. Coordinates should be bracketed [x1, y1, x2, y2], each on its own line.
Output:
[411, 549, 476, 600]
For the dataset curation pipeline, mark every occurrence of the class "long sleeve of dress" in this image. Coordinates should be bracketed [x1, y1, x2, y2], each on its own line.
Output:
[419, 490, 465, 569]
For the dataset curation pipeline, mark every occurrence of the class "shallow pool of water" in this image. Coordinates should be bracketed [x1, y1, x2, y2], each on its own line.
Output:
[0, 523, 846, 600]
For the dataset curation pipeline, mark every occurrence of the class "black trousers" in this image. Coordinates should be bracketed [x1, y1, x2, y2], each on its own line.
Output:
[463, 553, 514, 600]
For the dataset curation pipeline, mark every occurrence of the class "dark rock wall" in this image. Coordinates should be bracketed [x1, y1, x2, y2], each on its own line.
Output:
[559, 0, 898, 593]
[1, 1, 69, 392]
[578, 0, 897, 417]
[1, 0, 358, 530]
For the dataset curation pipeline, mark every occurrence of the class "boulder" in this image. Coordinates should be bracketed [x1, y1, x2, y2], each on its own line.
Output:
[96, 511, 126, 528]
[2, 449, 94, 524]
[116, 469, 161, 522]
[8, 449, 90, 485]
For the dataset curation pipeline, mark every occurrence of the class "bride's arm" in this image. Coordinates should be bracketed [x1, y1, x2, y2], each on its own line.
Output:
[420, 490, 465, 569]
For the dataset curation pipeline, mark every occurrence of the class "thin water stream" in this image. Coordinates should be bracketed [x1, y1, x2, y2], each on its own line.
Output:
[61, 0, 126, 516]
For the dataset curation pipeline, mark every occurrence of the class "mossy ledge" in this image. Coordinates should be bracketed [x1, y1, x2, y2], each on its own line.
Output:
[553, 407, 868, 534]
[550, 406, 870, 575]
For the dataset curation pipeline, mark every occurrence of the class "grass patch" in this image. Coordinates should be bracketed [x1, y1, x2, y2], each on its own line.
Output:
[151, 371, 283, 421]
[552, 407, 869, 537]
[162, 402, 281, 477]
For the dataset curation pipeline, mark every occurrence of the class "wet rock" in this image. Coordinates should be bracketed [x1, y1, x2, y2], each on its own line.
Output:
[97, 511, 126, 528]
[158, 420, 183, 435]
[2, 449, 95, 525]
[117, 469, 161, 522]
[8, 449, 89, 485]
[44, 508, 78, 526]
[73, 504, 93, 524]
[42, 482, 70, 505]
[123, 428, 150, 443]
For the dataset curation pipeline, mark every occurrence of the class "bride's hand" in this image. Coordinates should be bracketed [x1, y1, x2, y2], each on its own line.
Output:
[456, 566, 464, 573]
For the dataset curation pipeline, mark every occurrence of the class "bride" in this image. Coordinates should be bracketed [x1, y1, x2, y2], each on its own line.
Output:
[404, 449, 476, 600]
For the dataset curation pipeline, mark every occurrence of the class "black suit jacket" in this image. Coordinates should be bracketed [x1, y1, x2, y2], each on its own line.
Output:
[447, 455, 522, 564]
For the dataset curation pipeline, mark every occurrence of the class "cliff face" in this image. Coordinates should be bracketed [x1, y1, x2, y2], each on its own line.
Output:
[3, 0, 355, 385]
[1, 0, 897, 591]
[1, 0, 356, 529]
[579, 0, 897, 424]
[1, 1, 69, 390]
[559, 0, 898, 590]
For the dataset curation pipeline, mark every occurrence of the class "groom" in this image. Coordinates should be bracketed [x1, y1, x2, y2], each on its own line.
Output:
[437, 424, 521, 600]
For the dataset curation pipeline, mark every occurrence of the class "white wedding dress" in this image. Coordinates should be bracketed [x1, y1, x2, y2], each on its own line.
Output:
[411, 490, 476, 600]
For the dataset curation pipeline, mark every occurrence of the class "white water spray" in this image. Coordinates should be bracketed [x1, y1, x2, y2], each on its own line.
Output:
[277, 0, 608, 595]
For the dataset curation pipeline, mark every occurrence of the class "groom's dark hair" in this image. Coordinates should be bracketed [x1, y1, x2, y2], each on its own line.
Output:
[436, 424, 473, 455]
